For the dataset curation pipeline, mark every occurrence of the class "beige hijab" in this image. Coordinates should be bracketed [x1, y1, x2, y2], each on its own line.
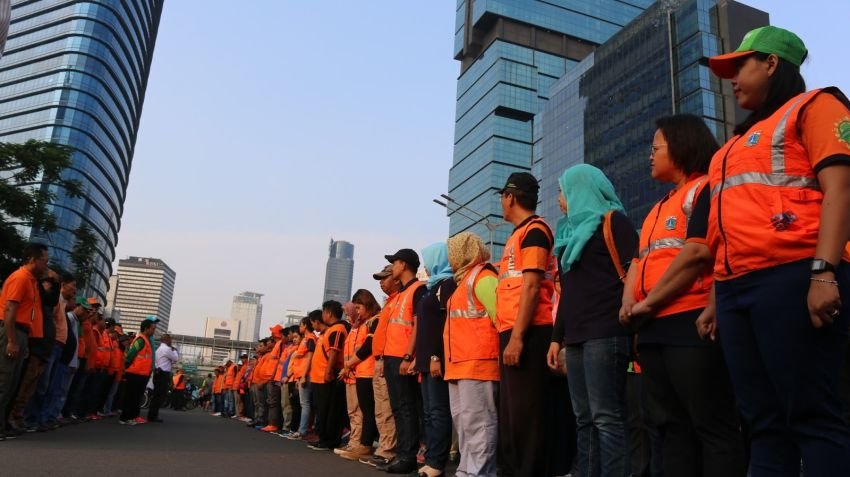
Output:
[447, 232, 490, 283]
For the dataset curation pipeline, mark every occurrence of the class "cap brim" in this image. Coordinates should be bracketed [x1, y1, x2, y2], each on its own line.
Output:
[708, 50, 754, 79]
[372, 272, 391, 280]
[384, 254, 397, 263]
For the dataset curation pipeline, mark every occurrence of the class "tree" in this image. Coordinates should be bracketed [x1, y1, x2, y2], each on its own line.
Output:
[0, 139, 81, 278]
[70, 221, 98, 292]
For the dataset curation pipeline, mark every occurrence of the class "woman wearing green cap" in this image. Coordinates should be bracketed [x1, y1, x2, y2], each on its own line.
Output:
[704, 26, 850, 475]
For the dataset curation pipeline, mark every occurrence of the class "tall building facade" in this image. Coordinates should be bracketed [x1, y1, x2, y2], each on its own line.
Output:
[322, 239, 354, 304]
[0, 0, 164, 299]
[111, 256, 175, 333]
[448, 0, 651, 258]
[230, 291, 263, 342]
[536, 0, 768, 225]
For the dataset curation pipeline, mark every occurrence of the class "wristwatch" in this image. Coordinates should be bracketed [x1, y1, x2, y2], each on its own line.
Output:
[402, 354, 413, 362]
[430, 355, 441, 362]
[811, 259, 837, 275]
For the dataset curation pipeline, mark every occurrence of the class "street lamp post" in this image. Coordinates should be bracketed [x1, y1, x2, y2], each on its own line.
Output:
[433, 194, 505, 257]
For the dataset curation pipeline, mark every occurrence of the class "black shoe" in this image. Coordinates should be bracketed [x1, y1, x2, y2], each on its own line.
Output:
[307, 442, 332, 451]
[36, 425, 49, 432]
[6, 426, 24, 437]
[148, 418, 164, 423]
[377, 458, 417, 474]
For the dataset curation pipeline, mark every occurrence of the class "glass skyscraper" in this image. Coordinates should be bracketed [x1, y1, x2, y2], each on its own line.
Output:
[448, 0, 652, 258]
[0, 0, 164, 298]
[322, 239, 354, 305]
[536, 0, 768, 225]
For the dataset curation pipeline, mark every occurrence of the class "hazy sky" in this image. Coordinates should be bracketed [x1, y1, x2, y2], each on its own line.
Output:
[114, 1, 850, 336]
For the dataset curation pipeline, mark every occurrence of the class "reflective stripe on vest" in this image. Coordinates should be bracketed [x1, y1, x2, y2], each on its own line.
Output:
[449, 264, 489, 320]
[126, 335, 152, 376]
[639, 179, 703, 259]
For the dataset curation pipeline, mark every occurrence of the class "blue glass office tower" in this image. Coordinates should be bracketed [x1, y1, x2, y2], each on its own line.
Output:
[448, 0, 652, 258]
[0, 0, 164, 298]
[323, 239, 355, 304]
[536, 0, 768, 225]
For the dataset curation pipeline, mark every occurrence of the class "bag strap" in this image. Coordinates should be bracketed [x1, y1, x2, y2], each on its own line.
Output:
[603, 211, 626, 283]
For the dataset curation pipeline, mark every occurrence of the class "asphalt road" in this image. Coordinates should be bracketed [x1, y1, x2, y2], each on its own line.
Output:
[0, 409, 400, 477]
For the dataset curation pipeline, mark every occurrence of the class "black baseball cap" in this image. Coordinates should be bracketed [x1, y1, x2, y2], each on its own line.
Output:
[385, 249, 420, 271]
[497, 172, 540, 195]
[372, 264, 393, 280]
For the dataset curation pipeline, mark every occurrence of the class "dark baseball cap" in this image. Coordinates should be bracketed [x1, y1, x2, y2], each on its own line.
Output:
[372, 264, 393, 280]
[497, 172, 540, 195]
[385, 249, 420, 270]
[104, 318, 117, 327]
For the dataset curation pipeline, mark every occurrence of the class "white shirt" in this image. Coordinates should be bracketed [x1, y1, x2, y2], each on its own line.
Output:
[155, 342, 179, 372]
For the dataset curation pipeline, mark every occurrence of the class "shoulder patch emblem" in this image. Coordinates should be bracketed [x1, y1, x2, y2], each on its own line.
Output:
[664, 216, 677, 231]
[835, 117, 850, 150]
[746, 131, 761, 147]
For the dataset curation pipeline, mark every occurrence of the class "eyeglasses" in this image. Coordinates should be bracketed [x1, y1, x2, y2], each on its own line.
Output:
[650, 143, 667, 157]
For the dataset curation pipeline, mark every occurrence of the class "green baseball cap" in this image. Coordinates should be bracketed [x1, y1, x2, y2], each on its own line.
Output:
[709, 26, 807, 79]
[75, 296, 91, 310]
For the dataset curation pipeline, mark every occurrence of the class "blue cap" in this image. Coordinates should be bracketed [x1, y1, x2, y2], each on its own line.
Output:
[144, 315, 159, 323]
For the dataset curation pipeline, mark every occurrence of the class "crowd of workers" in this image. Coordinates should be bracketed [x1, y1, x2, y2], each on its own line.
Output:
[3, 25, 850, 477]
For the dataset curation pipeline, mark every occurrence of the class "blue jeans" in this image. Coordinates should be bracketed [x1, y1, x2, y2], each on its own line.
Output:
[716, 260, 850, 477]
[421, 373, 452, 470]
[24, 342, 62, 426]
[297, 378, 312, 434]
[566, 336, 629, 477]
[224, 389, 235, 415]
[214, 393, 223, 413]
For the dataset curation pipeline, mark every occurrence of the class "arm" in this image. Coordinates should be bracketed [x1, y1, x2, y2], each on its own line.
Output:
[618, 260, 640, 325]
[4, 301, 20, 358]
[503, 271, 542, 367]
[696, 283, 717, 340]
[631, 243, 712, 316]
[299, 351, 313, 386]
[325, 349, 339, 382]
[809, 165, 850, 327]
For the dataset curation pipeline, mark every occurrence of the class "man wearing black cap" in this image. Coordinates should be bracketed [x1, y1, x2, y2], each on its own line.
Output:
[376, 249, 427, 473]
[495, 172, 559, 476]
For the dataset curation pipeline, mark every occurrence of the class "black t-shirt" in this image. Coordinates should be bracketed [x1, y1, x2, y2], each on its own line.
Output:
[413, 278, 457, 373]
[638, 187, 713, 347]
[553, 211, 638, 346]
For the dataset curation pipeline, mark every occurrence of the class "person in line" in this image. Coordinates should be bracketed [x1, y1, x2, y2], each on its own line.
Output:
[307, 301, 349, 451]
[0, 243, 48, 441]
[63, 302, 96, 421]
[223, 357, 237, 418]
[546, 164, 637, 477]
[261, 324, 286, 433]
[250, 342, 273, 428]
[619, 114, 746, 476]
[338, 302, 366, 458]
[415, 242, 457, 477]
[342, 288, 385, 462]
[120, 316, 158, 426]
[275, 328, 297, 435]
[172, 368, 187, 411]
[705, 26, 850, 475]
[102, 322, 124, 416]
[54, 297, 86, 425]
[285, 315, 316, 441]
[211, 367, 224, 416]
[148, 332, 178, 423]
[495, 172, 558, 477]
[361, 265, 400, 467]
[444, 232, 500, 477]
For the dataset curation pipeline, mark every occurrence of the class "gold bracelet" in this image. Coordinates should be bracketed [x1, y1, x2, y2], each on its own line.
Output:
[811, 277, 839, 286]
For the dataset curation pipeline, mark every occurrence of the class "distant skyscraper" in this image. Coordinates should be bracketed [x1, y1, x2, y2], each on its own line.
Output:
[0, 0, 164, 300]
[536, 0, 768, 225]
[283, 310, 308, 328]
[322, 239, 354, 304]
[112, 256, 175, 334]
[231, 291, 263, 342]
[448, 0, 651, 258]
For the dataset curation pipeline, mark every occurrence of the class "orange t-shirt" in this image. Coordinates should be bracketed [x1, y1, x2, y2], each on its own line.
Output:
[800, 92, 850, 169]
[309, 322, 348, 384]
[0, 267, 43, 337]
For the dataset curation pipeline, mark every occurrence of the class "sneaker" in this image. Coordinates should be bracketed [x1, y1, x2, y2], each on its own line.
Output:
[212, 412, 222, 417]
[46, 420, 60, 430]
[285, 432, 304, 441]
[25, 425, 38, 433]
[307, 442, 332, 451]
[119, 420, 137, 426]
[88, 414, 102, 421]
[97, 411, 108, 417]
[260, 425, 279, 433]
[363, 454, 392, 467]
[334, 443, 353, 455]
[133, 417, 147, 424]
[339, 444, 372, 461]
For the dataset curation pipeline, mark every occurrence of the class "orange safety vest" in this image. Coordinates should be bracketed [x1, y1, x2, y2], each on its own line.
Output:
[384, 281, 425, 357]
[310, 322, 349, 383]
[289, 334, 316, 380]
[445, 263, 500, 370]
[634, 175, 712, 317]
[224, 363, 237, 387]
[343, 329, 359, 384]
[496, 217, 557, 332]
[708, 87, 850, 280]
[94, 329, 112, 369]
[372, 292, 399, 357]
[173, 372, 186, 390]
[233, 365, 247, 390]
[354, 317, 377, 379]
[108, 337, 122, 374]
[125, 334, 153, 377]
[212, 374, 224, 394]
[263, 339, 284, 382]
[275, 344, 295, 382]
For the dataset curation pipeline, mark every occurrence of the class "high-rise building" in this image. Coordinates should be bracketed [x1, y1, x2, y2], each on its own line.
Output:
[447, 0, 652, 258]
[111, 256, 175, 334]
[322, 239, 354, 304]
[0, 0, 164, 300]
[283, 309, 307, 328]
[230, 291, 263, 342]
[535, 0, 768, 225]
[204, 317, 240, 340]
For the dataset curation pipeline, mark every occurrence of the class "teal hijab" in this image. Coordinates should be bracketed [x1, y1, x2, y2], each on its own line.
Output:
[422, 242, 453, 290]
[553, 164, 625, 272]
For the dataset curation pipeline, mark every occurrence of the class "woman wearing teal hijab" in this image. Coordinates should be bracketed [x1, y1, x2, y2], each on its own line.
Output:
[546, 164, 638, 477]
[415, 242, 457, 477]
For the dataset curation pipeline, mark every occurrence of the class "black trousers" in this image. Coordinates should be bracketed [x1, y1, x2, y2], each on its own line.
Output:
[147, 369, 171, 420]
[312, 379, 346, 447]
[639, 344, 746, 477]
[120, 373, 149, 421]
[384, 356, 421, 461]
[288, 382, 301, 432]
[356, 377, 378, 447]
[498, 325, 553, 477]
